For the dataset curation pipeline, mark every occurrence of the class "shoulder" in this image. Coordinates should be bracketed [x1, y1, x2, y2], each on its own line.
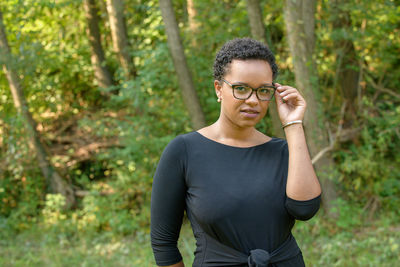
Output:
[274, 137, 288, 148]
[264, 137, 289, 160]
[268, 136, 288, 149]
[162, 132, 198, 157]
[255, 130, 287, 149]
[277, 137, 289, 155]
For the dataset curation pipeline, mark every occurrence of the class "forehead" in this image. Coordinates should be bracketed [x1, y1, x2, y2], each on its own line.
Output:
[225, 59, 273, 82]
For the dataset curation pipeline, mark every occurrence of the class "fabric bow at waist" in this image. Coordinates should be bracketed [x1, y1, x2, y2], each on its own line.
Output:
[247, 249, 271, 267]
[200, 232, 300, 267]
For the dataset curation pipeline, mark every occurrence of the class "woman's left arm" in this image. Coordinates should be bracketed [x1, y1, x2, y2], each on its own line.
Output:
[274, 83, 322, 201]
[284, 123, 321, 200]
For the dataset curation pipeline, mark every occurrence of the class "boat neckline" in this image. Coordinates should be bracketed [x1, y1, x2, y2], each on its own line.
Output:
[193, 131, 277, 149]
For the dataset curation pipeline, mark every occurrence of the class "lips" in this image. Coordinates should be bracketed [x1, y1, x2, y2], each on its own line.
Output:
[240, 108, 260, 118]
[241, 108, 260, 114]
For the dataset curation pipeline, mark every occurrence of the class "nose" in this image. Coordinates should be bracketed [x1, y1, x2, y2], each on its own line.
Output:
[245, 90, 259, 106]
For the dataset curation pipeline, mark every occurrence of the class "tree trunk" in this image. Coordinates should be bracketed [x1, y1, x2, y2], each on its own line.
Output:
[267, 101, 285, 138]
[332, 0, 359, 128]
[246, 0, 267, 43]
[187, 0, 199, 47]
[105, 0, 136, 80]
[0, 11, 75, 208]
[245, 0, 284, 138]
[284, 0, 338, 217]
[159, 0, 206, 130]
[83, 0, 113, 88]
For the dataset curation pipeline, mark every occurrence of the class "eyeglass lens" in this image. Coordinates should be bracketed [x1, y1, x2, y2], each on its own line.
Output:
[233, 85, 275, 100]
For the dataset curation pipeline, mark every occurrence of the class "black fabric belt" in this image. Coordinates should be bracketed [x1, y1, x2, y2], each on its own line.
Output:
[200, 232, 300, 267]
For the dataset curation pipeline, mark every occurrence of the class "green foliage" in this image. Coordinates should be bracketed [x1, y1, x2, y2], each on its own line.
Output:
[294, 210, 400, 266]
[42, 194, 68, 228]
[332, 96, 400, 210]
[0, 116, 44, 233]
[0, 1, 399, 264]
[0, 212, 399, 266]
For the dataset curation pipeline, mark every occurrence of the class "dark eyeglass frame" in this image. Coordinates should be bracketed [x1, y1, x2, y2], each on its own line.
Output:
[221, 78, 276, 101]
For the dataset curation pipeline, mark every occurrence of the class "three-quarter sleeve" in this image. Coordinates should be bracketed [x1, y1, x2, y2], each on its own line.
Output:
[281, 140, 321, 221]
[151, 136, 187, 266]
[285, 194, 321, 220]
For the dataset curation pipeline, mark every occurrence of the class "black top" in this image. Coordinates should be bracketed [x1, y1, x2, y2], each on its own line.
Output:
[151, 132, 321, 267]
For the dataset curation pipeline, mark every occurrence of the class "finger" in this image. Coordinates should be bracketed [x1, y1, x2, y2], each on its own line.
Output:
[279, 88, 298, 98]
[276, 85, 296, 93]
[274, 89, 286, 104]
[275, 83, 286, 91]
[281, 92, 300, 101]
[278, 87, 297, 94]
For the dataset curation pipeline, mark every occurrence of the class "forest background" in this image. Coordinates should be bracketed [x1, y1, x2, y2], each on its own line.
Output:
[0, 0, 399, 266]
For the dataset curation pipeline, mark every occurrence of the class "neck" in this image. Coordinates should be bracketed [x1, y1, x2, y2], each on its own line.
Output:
[212, 114, 256, 142]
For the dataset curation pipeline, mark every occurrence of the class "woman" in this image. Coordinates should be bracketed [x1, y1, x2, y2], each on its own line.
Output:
[150, 38, 322, 267]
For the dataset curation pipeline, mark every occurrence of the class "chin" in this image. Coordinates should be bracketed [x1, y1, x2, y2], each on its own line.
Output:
[223, 111, 264, 128]
[236, 119, 260, 128]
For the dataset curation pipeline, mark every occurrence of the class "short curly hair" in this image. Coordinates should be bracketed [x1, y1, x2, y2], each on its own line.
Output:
[213, 38, 278, 81]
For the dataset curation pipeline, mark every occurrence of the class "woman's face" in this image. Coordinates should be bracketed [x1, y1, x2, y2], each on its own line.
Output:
[215, 59, 274, 129]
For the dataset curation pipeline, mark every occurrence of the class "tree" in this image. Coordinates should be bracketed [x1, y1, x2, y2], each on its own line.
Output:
[105, 0, 136, 80]
[246, 0, 284, 138]
[332, 0, 359, 128]
[283, 0, 338, 216]
[187, 0, 199, 47]
[83, 0, 113, 89]
[159, 0, 206, 130]
[0, 10, 76, 208]
[246, 0, 267, 43]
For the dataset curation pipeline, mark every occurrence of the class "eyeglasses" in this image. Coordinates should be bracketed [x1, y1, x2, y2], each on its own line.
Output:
[221, 79, 276, 101]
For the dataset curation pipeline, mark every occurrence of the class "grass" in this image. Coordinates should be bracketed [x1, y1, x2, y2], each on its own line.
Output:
[0, 220, 194, 267]
[294, 218, 400, 266]
[0, 211, 399, 267]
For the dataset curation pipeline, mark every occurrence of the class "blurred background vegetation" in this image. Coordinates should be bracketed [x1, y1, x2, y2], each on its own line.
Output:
[0, 0, 399, 266]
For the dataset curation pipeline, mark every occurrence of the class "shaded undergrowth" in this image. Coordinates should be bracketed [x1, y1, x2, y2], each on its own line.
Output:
[1, 207, 399, 267]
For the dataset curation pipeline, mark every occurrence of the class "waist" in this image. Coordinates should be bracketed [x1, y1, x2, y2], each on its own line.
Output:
[197, 232, 300, 267]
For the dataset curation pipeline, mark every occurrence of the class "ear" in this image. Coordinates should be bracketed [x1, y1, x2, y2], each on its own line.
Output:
[214, 80, 222, 98]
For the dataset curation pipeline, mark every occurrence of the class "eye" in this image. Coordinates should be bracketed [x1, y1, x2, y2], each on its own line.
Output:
[234, 86, 248, 92]
[258, 88, 272, 94]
